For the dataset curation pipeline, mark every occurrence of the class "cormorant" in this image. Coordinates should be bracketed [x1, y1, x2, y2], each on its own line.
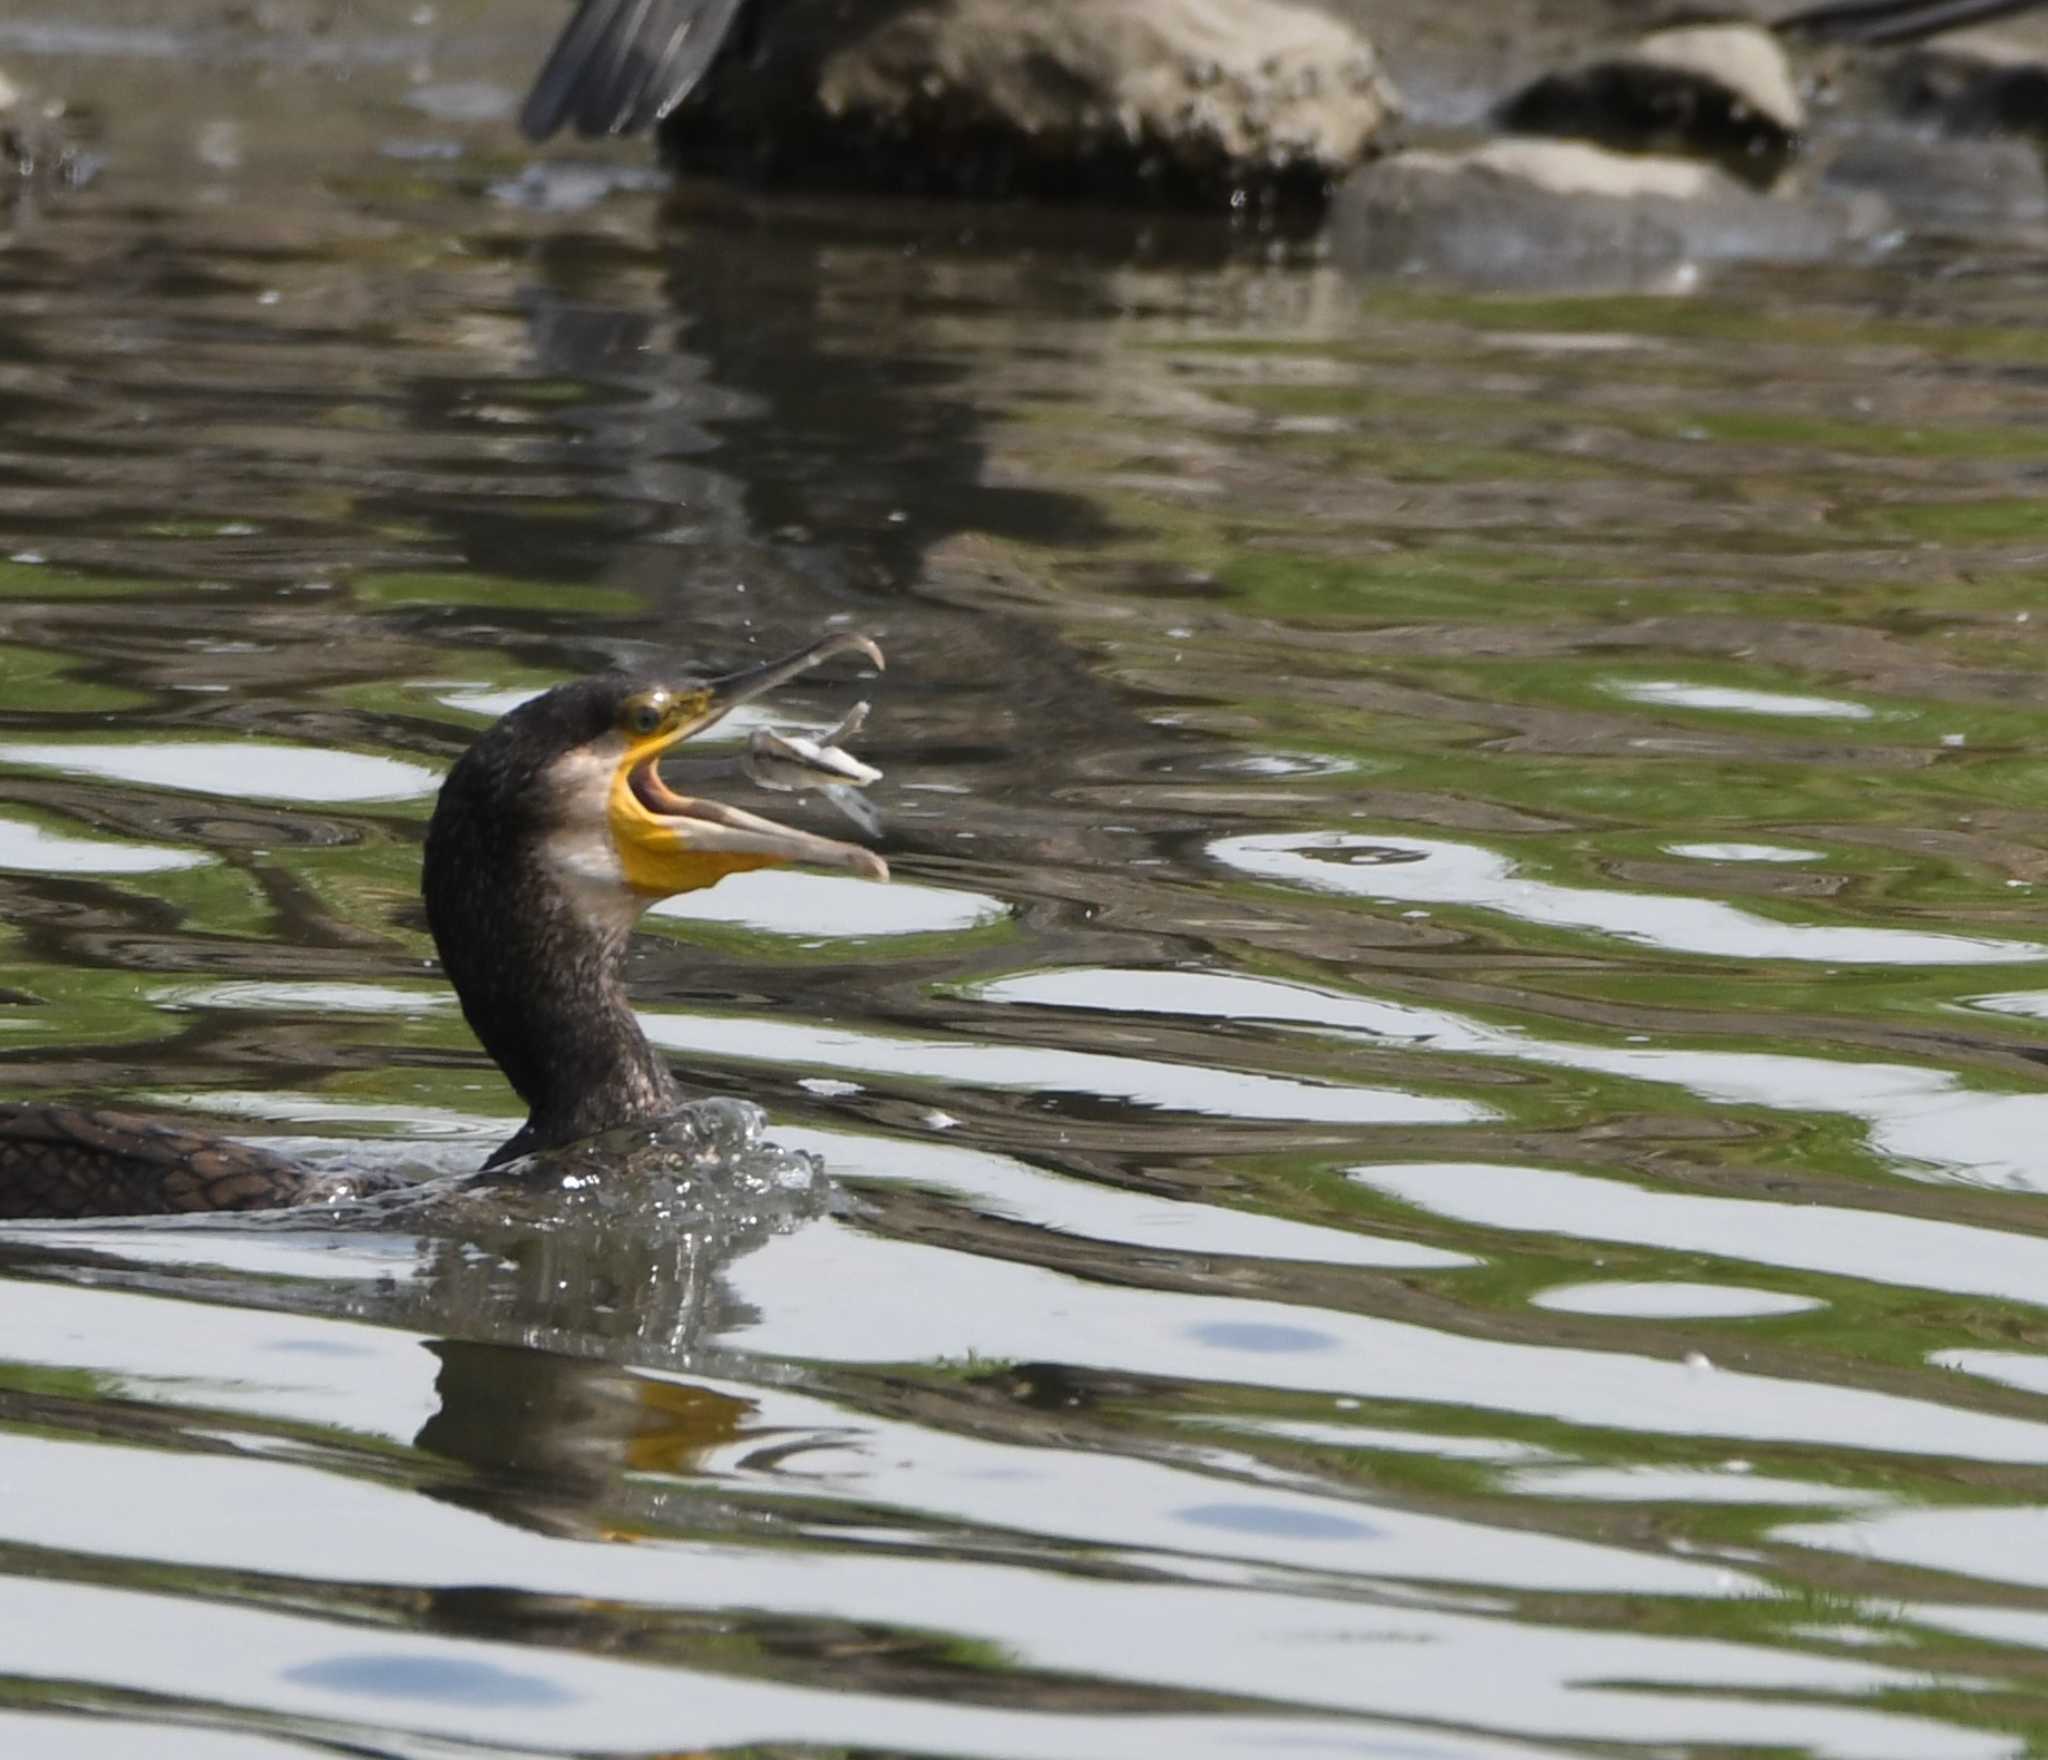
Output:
[0, 630, 888, 1220]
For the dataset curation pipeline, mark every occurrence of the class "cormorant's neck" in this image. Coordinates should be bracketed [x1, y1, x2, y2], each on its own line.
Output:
[424, 814, 682, 1170]
[473, 915, 681, 1169]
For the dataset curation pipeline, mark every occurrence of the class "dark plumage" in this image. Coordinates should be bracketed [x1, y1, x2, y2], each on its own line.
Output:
[0, 1105, 363, 1220]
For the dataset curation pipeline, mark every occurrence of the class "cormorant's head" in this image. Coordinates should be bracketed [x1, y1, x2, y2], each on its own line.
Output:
[427, 630, 887, 942]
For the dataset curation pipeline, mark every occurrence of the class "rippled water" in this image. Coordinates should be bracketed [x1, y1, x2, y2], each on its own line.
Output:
[8, 5, 2048, 1757]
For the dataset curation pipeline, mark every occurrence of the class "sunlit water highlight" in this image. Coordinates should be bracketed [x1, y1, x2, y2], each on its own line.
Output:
[1213, 831, 2048, 964]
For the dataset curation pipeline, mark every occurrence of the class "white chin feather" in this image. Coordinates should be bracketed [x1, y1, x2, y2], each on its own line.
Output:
[540, 822, 645, 936]
[540, 740, 646, 936]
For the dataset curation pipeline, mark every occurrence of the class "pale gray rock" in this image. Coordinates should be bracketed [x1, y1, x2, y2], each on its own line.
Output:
[1817, 129, 2048, 228]
[1331, 139, 1892, 289]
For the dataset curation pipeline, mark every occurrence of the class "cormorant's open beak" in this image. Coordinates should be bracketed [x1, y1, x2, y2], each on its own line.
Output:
[691, 630, 886, 739]
[609, 631, 889, 898]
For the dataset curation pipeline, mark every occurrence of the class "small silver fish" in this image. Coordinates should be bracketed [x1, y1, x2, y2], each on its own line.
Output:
[744, 702, 883, 837]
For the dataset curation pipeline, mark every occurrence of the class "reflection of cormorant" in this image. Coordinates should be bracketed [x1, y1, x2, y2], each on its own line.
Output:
[418, 1339, 755, 1502]
[0, 631, 885, 1220]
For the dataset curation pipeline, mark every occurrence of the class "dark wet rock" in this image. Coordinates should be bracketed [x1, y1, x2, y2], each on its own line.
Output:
[1497, 23, 1803, 187]
[1878, 30, 2048, 133]
[1330, 138, 1890, 289]
[660, 0, 1398, 207]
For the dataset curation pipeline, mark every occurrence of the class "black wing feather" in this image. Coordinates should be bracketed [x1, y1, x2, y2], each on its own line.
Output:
[521, 0, 752, 141]
[575, 0, 664, 135]
[1778, 0, 2040, 44]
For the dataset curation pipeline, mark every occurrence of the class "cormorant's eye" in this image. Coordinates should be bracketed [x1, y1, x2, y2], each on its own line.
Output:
[622, 692, 670, 738]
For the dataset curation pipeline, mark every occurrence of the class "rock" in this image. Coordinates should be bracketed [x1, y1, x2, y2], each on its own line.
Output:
[1330, 138, 1891, 290]
[662, 0, 1398, 207]
[1879, 32, 2048, 134]
[1497, 23, 1803, 187]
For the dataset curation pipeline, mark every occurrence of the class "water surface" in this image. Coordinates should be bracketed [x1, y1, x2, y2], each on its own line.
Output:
[6, 5, 2048, 1757]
